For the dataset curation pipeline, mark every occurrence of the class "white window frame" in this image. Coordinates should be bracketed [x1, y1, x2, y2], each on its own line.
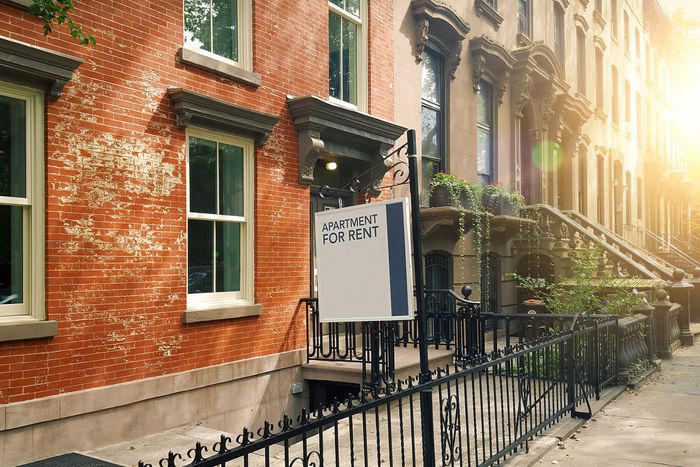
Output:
[328, 0, 368, 112]
[183, 0, 253, 71]
[0, 82, 44, 323]
[186, 128, 254, 311]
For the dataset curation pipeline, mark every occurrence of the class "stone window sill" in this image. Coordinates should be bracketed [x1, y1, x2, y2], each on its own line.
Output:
[183, 303, 262, 323]
[178, 47, 261, 87]
[0, 320, 58, 342]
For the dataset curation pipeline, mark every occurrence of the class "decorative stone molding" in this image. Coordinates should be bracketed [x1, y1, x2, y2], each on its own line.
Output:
[0, 35, 82, 100]
[510, 72, 532, 119]
[474, 0, 504, 30]
[472, 54, 487, 92]
[287, 96, 406, 185]
[496, 72, 509, 105]
[446, 39, 464, 80]
[167, 88, 280, 145]
[412, 0, 470, 78]
[578, 0, 589, 8]
[469, 35, 515, 98]
[574, 14, 590, 32]
[540, 82, 558, 132]
[593, 10, 606, 29]
[593, 34, 607, 51]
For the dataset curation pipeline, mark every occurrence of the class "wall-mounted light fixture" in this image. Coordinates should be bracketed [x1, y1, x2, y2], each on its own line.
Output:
[325, 161, 338, 171]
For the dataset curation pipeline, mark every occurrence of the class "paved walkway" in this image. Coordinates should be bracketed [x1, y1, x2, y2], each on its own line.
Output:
[535, 343, 700, 467]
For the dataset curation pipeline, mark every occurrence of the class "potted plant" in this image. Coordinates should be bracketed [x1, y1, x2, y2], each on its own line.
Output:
[428, 173, 479, 211]
[481, 184, 525, 216]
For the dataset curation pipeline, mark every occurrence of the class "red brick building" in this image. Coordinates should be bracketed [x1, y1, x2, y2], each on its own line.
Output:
[0, 0, 403, 463]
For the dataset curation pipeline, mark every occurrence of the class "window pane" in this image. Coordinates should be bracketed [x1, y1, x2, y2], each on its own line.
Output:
[421, 51, 441, 103]
[330, 0, 360, 17]
[421, 107, 440, 161]
[188, 219, 214, 294]
[184, 0, 212, 53]
[341, 17, 357, 105]
[216, 222, 241, 292]
[422, 159, 440, 192]
[219, 143, 244, 216]
[189, 137, 217, 214]
[476, 83, 492, 126]
[329, 11, 342, 100]
[213, 0, 238, 61]
[0, 206, 23, 305]
[0, 95, 26, 198]
[477, 127, 492, 180]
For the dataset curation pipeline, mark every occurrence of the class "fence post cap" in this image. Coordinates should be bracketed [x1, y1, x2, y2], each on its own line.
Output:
[652, 288, 671, 305]
[670, 269, 693, 289]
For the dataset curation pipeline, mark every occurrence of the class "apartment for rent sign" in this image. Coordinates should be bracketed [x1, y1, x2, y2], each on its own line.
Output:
[315, 198, 414, 322]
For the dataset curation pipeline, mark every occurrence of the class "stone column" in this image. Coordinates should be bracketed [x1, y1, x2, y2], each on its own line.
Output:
[651, 289, 672, 359]
[668, 269, 695, 346]
[631, 293, 656, 361]
[689, 267, 700, 323]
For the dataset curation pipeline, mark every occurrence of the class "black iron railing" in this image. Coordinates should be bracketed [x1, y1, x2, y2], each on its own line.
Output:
[139, 320, 618, 467]
[469, 313, 619, 397]
[303, 289, 482, 381]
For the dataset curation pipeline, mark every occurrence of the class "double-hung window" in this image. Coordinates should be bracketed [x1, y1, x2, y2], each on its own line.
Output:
[421, 49, 445, 190]
[0, 82, 43, 322]
[187, 129, 254, 309]
[554, 3, 565, 68]
[184, 0, 252, 70]
[329, 0, 366, 109]
[518, 0, 531, 37]
[477, 81, 495, 184]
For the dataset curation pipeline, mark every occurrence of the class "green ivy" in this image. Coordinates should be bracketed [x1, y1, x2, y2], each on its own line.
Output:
[30, 0, 96, 46]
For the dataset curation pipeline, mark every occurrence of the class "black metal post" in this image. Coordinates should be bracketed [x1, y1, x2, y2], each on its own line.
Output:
[406, 129, 435, 467]
[370, 321, 380, 388]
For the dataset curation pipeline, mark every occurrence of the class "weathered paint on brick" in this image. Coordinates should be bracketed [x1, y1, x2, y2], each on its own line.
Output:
[0, 0, 394, 404]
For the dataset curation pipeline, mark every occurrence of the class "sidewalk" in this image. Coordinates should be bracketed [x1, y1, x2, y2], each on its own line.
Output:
[534, 343, 700, 466]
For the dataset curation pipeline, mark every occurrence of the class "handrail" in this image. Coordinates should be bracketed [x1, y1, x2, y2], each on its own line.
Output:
[525, 205, 662, 280]
[563, 210, 674, 280]
[662, 231, 700, 265]
[618, 223, 700, 272]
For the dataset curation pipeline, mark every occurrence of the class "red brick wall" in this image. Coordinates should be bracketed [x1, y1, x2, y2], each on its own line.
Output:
[0, 0, 394, 403]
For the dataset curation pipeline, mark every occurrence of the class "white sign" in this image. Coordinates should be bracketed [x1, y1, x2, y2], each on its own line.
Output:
[315, 198, 414, 322]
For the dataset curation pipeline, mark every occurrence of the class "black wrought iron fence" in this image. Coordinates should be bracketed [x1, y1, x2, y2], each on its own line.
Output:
[303, 289, 482, 383]
[466, 313, 618, 397]
[138, 319, 618, 467]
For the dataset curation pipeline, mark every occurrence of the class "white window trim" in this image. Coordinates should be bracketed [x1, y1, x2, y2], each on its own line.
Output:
[328, 0, 368, 112]
[183, 0, 253, 72]
[186, 127, 255, 312]
[0, 81, 45, 323]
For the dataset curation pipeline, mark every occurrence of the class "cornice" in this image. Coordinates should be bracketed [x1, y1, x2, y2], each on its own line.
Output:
[167, 88, 280, 145]
[412, 0, 470, 79]
[574, 14, 590, 32]
[469, 35, 515, 99]
[287, 96, 407, 185]
[0, 35, 82, 100]
[474, 0, 504, 31]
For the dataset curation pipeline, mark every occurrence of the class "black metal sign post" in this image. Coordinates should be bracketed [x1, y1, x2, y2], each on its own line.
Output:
[317, 128, 435, 465]
[406, 129, 435, 466]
